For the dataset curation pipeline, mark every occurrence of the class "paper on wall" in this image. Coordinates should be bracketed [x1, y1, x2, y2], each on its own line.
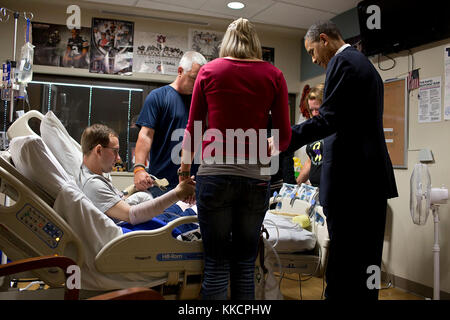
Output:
[418, 76, 441, 123]
[444, 46, 450, 120]
[133, 32, 187, 75]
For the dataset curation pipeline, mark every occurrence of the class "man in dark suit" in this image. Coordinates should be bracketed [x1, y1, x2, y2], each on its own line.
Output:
[288, 21, 398, 300]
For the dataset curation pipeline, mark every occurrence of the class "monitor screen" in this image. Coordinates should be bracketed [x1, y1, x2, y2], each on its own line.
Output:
[357, 0, 450, 56]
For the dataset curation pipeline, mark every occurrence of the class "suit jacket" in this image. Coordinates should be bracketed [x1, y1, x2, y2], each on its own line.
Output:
[289, 46, 398, 207]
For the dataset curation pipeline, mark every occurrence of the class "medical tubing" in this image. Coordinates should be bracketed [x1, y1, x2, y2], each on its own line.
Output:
[26, 18, 30, 43]
[19, 281, 44, 291]
[263, 236, 282, 274]
[262, 218, 280, 248]
[128, 188, 179, 225]
[262, 236, 283, 289]
[300, 214, 322, 278]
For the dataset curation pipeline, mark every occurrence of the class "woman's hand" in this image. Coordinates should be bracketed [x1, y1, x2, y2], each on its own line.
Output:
[175, 176, 196, 205]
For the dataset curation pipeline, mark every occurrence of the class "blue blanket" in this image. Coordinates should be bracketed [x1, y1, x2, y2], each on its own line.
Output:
[120, 204, 198, 237]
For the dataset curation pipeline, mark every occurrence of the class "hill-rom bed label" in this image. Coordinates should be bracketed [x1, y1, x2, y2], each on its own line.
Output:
[157, 252, 203, 261]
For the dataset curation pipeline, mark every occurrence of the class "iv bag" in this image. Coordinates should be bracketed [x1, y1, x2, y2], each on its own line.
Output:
[18, 42, 35, 85]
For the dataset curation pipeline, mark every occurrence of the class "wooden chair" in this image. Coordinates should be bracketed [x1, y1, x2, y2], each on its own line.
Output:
[0, 255, 164, 300]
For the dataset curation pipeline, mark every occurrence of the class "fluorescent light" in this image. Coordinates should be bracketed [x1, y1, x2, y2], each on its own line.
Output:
[227, 2, 245, 10]
[30, 81, 143, 92]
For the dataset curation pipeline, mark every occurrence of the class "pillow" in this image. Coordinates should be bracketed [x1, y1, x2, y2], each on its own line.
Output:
[9, 135, 72, 199]
[40, 111, 82, 180]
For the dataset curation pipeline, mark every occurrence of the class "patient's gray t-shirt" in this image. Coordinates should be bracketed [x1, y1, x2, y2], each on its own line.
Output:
[77, 164, 122, 214]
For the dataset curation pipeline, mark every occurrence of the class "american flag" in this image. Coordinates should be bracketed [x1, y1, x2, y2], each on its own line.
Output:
[407, 69, 420, 91]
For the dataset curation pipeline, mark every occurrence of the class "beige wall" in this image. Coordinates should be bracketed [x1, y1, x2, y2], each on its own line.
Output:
[4, 0, 448, 296]
[0, 0, 303, 93]
[299, 39, 450, 295]
[0, 0, 303, 191]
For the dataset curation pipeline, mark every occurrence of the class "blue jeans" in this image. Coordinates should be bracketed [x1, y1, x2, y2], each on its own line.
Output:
[196, 175, 270, 300]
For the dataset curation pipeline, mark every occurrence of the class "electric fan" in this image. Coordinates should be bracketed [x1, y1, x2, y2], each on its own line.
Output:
[410, 163, 448, 300]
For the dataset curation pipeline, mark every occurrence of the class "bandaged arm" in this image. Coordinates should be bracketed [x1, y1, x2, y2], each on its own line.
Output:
[105, 189, 179, 225]
[128, 189, 179, 225]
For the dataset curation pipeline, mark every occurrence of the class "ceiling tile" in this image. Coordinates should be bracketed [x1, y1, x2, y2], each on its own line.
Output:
[276, 0, 360, 14]
[135, 0, 209, 16]
[139, 0, 208, 10]
[199, 0, 275, 19]
[252, 2, 334, 29]
[84, 0, 139, 6]
[83, 0, 358, 29]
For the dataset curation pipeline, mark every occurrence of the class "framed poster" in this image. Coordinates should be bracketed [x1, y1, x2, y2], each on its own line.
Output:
[383, 78, 408, 168]
[90, 18, 134, 75]
[188, 29, 224, 62]
[32, 22, 90, 68]
[262, 47, 274, 65]
[133, 32, 187, 75]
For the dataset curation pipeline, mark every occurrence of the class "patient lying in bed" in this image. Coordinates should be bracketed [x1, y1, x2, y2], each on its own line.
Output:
[78, 124, 199, 239]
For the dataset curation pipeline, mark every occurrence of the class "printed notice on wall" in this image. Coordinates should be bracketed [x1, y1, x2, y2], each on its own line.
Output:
[418, 76, 441, 123]
[445, 46, 450, 120]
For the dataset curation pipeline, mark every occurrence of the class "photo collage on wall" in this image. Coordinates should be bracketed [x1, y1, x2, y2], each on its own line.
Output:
[32, 20, 274, 75]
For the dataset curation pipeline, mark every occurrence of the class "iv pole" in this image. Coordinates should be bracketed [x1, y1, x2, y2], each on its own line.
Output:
[0, 7, 34, 276]
[10, 12, 19, 123]
[0, 7, 34, 124]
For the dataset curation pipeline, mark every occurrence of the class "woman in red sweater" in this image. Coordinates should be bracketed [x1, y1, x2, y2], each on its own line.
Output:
[179, 18, 291, 300]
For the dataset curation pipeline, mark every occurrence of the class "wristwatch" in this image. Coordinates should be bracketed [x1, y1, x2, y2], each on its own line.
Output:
[133, 163, 146, 170]
[177, 168, 190, 177]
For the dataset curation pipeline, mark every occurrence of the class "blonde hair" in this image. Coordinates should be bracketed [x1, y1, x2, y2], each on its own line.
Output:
[219, 18, 262, 59]
[307, 83, 325, 109]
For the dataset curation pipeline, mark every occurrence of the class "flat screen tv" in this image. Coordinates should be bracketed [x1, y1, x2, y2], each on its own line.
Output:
[357, 0, 450, 56]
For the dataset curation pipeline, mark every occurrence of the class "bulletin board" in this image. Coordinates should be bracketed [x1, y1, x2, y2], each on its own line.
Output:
[383, 78, 408, 168]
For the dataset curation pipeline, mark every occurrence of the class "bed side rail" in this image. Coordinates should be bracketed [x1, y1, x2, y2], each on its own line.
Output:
[6, 110, 43, 140]
[95, 216, 203, 274]
[0, 165, 84, 287]
[311, 206, 329, 276]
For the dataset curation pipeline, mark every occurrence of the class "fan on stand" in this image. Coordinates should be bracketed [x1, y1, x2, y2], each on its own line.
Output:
[410, 163, 448, 300]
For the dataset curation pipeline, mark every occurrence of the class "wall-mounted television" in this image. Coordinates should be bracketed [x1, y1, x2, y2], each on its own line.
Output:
[357, 0, 450, 57]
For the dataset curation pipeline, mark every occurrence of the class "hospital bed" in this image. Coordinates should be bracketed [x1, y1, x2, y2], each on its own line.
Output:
[258, 183, 330, 298]
[0, 110, 329, 300]
[0, 110, 203, 299]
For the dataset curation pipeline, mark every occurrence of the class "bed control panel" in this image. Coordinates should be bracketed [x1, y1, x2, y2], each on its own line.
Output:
[16, 204, 63, 249]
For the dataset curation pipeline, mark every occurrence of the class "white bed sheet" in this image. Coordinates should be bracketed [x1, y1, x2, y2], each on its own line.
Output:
[263, 211, 316, 253]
